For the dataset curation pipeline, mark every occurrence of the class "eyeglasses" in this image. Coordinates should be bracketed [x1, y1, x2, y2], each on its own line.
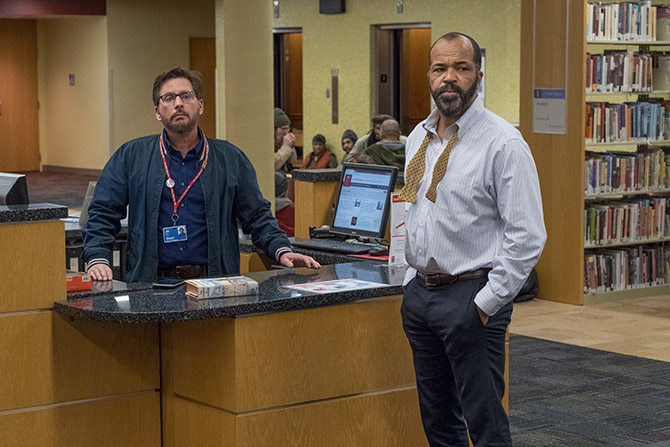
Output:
[158, 90, 198, 105]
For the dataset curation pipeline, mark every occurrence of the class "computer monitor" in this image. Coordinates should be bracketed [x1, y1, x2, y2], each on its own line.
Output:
[330, 163, 398, 240]
[78, 181, 97, 228]
[0, 173, 29, 206]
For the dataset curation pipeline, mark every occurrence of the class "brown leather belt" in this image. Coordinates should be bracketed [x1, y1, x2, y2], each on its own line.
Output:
[417, 268, 491, 287]
[157, 264, 207, 279]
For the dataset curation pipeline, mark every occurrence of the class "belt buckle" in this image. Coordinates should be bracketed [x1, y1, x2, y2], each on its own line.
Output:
[175, 265, 197, 279]
[423, 273, 458, 287]
[422, 274, 440, 287]
[424, 274, 438, 287]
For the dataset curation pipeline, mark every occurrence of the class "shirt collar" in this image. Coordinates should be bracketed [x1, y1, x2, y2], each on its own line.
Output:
[161, 127, 205, 160]
[423, 95, 484, 139]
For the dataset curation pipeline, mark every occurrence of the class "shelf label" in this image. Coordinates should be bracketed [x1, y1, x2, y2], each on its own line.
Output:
[533, 89, 566, 135]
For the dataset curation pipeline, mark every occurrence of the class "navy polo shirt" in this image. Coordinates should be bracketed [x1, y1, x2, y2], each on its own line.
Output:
[157, 129, 208, 268]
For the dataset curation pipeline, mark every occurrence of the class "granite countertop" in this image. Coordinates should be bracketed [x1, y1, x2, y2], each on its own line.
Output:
[291, 168, 404, 186]
[54, 262, 407, 324]
[0, 203, 68, 223]
[290, 168, 342, 183]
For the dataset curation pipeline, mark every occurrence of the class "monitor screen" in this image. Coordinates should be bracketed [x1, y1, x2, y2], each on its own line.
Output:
[330, 163, 397, 239]
[0, 173, 29, 206]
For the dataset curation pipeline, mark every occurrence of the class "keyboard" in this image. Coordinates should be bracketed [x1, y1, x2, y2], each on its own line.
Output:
[292, 238, 377, 255]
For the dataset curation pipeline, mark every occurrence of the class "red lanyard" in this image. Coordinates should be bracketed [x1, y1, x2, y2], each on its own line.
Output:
[159, 133, 209, 220]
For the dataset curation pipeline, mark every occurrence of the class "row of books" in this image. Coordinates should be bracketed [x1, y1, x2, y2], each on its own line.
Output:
[584, 245, 667, 294]
[586, 1, 660, 42]
[185, 276, 258, 299]
[586, 51, 653, 93]
[585, 197, 667, 246]
[585, 100, 668, 143]
[585, 149, 668, 195]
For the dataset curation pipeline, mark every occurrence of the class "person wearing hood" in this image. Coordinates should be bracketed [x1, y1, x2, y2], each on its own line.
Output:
[274, 107, 297, 172]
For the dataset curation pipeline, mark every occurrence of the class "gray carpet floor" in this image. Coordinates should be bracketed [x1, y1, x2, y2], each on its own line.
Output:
[509, 335, 670, 447]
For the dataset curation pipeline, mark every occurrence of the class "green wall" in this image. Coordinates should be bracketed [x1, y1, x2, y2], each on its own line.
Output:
[273, 0, 521, 160]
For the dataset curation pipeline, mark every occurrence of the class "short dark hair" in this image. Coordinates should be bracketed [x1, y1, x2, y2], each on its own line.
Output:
[372, 114, 394, 125]
[430, 32, 482, 72]
[312, 134, 326, 144]
[152, 67, 203, 106]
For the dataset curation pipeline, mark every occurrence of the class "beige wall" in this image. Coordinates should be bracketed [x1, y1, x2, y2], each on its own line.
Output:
[37, 0, 214, 171]
[36, 0, 520, 175]
[37, 17, 110, 169]
[272, 0, 521, 161]
[106, 0, 215, 153]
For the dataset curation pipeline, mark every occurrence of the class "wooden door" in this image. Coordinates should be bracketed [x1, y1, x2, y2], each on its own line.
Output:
[189, 37, 216, 138]
[0, 19, 40, 172]
[401, 28, 431, 136]
[281, 32, 303, 131]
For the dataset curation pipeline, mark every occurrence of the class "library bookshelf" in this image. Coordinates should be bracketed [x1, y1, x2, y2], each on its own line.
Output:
[520, 0, 670, 305]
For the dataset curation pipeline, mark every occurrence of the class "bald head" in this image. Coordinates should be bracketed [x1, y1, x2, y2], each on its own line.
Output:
[430, 32, 481, 72]
[380, 119, 401, 141]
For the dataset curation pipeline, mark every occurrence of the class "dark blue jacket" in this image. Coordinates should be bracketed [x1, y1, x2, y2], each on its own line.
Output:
[83, 134, 290, 282]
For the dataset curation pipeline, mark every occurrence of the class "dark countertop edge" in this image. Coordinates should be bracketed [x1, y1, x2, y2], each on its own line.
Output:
[290, 168, 342, 183]
[53, 285, 404, 324]
[291, 168, 404, 186]
[0, 203, 69, 223]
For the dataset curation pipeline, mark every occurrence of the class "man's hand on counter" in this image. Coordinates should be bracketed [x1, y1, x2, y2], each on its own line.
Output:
[88, 264, 113, 281]
[280, 252, 321, 269]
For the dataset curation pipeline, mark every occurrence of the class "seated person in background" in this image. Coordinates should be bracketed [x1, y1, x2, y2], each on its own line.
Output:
[340, 129, 358, 164]
[274, 107, 297, 172]
[275, 171, 294, 237]
[349, 114, 407, 156]
[353, 119, 405, 170]
[301, 134, 338, 169]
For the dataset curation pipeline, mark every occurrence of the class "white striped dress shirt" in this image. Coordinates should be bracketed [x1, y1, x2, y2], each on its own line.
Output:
[403, 97, 547, 316]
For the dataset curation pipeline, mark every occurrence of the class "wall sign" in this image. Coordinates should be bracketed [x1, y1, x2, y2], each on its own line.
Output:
[533, 88, 566, 134]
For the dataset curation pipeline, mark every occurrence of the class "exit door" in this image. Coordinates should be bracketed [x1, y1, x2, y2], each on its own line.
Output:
[375, 25, 431, 136]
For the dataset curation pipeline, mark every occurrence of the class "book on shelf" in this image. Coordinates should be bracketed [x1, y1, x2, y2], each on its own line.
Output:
[587, 1, 657, 42]
[66, 271, 92, 292]
[584, 244, 666, 294]
[185, 276, 259, 300]
[584, 197, 666, 246]
[586, 51, 652, 93]
[585, 100, 667, 143]
[585, 149, 668, 195]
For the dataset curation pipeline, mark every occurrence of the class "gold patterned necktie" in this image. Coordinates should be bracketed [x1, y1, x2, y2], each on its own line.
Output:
[399, 132, 432, 203]
[399, 128, 459, 203]
[425, 128, 459, 203]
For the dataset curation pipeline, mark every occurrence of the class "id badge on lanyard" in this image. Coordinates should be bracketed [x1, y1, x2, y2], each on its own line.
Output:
[163, 225, 188, 243]
[159, 133, 209, 244]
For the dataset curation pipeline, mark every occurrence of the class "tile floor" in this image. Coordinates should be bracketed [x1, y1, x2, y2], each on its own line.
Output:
[510, 294, 670, 362]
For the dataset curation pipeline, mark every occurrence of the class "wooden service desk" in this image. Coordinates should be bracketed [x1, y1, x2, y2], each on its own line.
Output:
[55, 262, 427, 447]
[0, 204, 160, 447]
[291, 168, 342, 239]
[291, 168, 405, 240]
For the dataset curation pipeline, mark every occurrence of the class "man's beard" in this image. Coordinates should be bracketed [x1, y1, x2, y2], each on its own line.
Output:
[431, 78, 478, 118]
[164, 112, 197, 134]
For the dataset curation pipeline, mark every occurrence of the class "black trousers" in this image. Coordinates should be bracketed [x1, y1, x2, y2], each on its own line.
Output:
[401, 275, 513, 447]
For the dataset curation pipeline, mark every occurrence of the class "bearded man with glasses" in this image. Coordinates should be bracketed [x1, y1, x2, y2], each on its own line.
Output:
[83, 67, 319, 283]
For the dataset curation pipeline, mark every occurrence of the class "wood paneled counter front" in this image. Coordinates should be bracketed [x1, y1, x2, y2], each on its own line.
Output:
[55, 263, 427, 447]
[1, 204, 160, 447]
